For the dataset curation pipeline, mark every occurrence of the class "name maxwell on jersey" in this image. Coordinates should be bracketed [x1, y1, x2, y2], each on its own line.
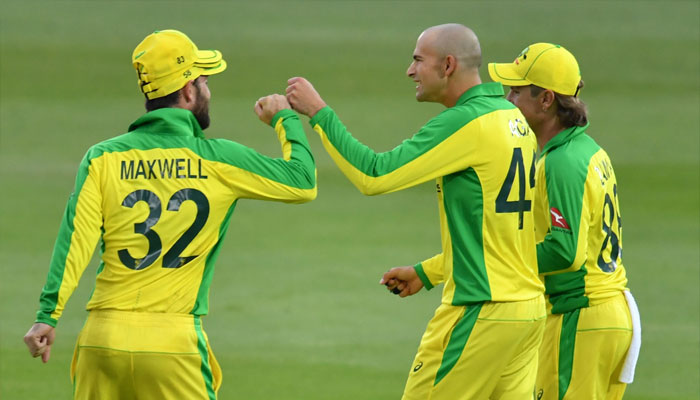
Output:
[120, 158, 207, 180]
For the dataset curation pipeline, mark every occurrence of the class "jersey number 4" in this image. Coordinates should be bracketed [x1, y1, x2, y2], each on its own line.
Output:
[495, 148, 536, 229]
[118, 188, 209, 270]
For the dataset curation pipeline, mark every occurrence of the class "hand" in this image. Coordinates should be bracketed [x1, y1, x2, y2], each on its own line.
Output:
[254, 94, 291, 125]
[23, 323, 55, 363]
[286, 77, 327, 117]
[379, 266, 424, 298]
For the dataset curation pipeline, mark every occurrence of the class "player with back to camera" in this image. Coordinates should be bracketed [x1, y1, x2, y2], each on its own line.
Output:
[23, 29, 316, 399]
[285, 23, 546, 399]
[488, 43, 641, 399]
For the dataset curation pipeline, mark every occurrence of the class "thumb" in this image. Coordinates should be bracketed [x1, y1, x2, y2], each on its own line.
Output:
[380, 269, 398, 285]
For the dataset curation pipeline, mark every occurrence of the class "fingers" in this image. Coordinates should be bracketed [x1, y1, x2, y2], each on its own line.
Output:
[24, 323, 55, 362]
[381, 275, 407, 296]
[254, 94, 291, 124]
[380, 268, 400, 285]
[380, 266, 423, 298]
[287, 76, 306, 86]
[25, 335, 46, 358]
[41, 344, 51, 363]
[254, 98, 264, 116]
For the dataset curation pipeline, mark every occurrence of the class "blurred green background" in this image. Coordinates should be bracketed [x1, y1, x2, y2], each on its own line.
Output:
[1, 1, 698, 399]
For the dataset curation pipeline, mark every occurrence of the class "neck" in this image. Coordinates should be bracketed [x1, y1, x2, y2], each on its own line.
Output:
[534, 117, 567, 150]
[441, 72, 481, 108]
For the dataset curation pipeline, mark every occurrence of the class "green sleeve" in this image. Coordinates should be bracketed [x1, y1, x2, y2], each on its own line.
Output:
[309, 106, 475, 195]
[414, 263, 435, 290]
[36, 152, 103, 326]
[202, 110, 317, 202]
[536, 148, 591, 274]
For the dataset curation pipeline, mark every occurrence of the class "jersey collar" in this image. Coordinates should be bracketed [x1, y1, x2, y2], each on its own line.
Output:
[128, 108, 205, 138]
[455, 82, 505, 106]
[541, 122, 590, 155]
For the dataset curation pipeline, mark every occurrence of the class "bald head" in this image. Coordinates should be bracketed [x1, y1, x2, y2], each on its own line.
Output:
[419, 24, 482, 71]
[407, 24, 483, 107]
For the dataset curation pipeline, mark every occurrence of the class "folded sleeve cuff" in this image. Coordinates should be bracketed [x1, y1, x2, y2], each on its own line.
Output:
[309, 106, 333, 127]
[414, 263, 434, 291]
[35, 312, 57, 328]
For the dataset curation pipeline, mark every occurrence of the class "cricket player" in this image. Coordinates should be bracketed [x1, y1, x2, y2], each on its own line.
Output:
[286, 24, 545, 399]
[23, 29, 316, 399]
[489, 43, 641, 399]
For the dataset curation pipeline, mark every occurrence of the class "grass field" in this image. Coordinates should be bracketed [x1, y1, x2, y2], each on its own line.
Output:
[1, 1, 698, 399]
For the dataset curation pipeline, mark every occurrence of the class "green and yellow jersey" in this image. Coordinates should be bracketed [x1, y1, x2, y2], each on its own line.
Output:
[310, 83, 544, 304]
[36, 108, 316, 327]
[533, 123, 628, 314]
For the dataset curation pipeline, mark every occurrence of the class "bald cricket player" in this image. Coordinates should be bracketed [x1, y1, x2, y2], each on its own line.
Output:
[285, 24, 546, 400]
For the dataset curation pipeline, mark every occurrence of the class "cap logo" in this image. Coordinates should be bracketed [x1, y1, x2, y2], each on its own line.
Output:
[183, 70, 192, 78]
[176, 56, 185, 64]
[514, 46, 530, 65]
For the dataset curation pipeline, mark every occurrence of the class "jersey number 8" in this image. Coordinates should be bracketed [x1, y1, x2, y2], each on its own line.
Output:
[597, 184, 622, 272]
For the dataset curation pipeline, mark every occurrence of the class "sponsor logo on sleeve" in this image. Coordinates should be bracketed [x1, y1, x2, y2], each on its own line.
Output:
[550, 207, 571, 230]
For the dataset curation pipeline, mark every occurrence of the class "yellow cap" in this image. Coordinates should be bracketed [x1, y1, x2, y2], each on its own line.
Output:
[132, 30, 227, 99]
[488, 43, 581, 96]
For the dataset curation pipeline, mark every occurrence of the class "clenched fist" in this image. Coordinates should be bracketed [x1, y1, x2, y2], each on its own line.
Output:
[255, 94, 291, 125]
[286, 77, 327, 118]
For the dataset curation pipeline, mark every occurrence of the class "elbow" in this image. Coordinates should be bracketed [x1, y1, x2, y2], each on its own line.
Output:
[291, 186, 317, 204]
[303, 186, 318, 202]
[538, 242, 581, 275]
[355, 181, 386, 196]
[358, 186, 380, 196]
[542, 253, 581, 275]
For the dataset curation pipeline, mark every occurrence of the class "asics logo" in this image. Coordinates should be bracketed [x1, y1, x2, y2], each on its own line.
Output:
[413, 361, 423, 372]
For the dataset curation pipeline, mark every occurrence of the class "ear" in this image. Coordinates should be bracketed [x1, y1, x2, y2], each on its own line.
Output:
[181, 80, 196, 105]
[540, 89, 556, 111]
[444, 55, 457, 77]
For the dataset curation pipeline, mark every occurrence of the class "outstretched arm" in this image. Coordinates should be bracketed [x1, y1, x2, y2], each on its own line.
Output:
[286, 77, 476, 196]
[207, 94, 317, 203]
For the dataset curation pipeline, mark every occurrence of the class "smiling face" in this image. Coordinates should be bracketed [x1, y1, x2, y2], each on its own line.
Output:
[406, 32, 446, 103]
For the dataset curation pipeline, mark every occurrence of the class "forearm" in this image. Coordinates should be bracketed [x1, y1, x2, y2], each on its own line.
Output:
[310, 106, 475, 196]
[269, 110, 317, 196]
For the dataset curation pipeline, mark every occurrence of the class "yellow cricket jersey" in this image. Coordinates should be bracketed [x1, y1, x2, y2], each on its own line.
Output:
[533, 123, 628, 313]
[310, 83, 544, 304]
[36, 108, 316, 326]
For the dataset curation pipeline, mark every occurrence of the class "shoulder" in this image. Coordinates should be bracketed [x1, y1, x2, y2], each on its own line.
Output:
[79, 133, 134, 165]
[195, 138, 264, 168]
[426, 96, 516, 134]
[545, 132, 600, 172]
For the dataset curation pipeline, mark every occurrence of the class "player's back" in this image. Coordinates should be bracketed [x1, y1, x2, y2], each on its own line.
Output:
[436, 93, 543, 305]
[535, 131, 628, 312]
[82, 108, 315, 315]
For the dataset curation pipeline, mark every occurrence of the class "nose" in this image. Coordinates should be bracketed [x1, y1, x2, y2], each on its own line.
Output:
[406, 62, 415, 78]
[506, 90, 515, 103]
